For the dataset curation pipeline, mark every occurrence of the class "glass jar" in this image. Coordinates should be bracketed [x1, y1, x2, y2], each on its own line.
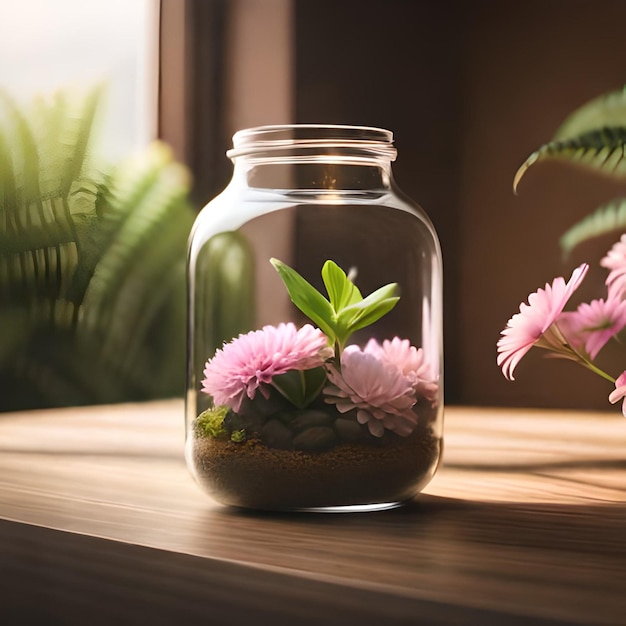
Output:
[185, 125, 443, 511]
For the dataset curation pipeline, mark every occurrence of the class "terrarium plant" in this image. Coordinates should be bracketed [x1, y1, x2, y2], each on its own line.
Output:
[198, 258, 438, 446]
[498, 86, 626, 415]
[190, 258, 441, 509]
[0, 87, 194, 410]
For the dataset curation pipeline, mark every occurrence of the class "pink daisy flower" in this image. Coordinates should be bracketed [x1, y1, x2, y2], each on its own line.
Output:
[557, 297, 626, 359]
[609, 370, 626, 417]
[363, 337, 439, 403]
[497, 264, 589, 380]
[601, 235, 626, 297]
[202, 323, 333, 411]
[324, 345, 418, 437]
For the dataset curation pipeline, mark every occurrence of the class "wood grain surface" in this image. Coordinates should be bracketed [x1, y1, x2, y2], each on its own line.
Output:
[1, 401, 625, 624]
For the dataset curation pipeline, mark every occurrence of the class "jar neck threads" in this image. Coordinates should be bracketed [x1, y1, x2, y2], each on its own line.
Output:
[227, 124, 396, 191]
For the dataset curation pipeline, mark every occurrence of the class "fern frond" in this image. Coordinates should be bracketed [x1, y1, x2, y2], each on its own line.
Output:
[0, 86, 193, 409]
[78, 142, 192, 338]
[560, 197, 626, 256]
[59, 87, 101, 196]
[514, 127, 626, 192]
[32, 87, 101, 198]
[98, 183, 191, 372]
[0, 89, 102, 313]
[0, 92, 42, 210]
[554, 86, 626, 141]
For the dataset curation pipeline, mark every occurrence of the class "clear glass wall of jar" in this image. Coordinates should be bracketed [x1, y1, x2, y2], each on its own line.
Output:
[186, 125, 443, 511]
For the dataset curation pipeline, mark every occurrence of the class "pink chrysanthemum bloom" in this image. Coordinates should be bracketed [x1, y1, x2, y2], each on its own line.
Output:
[609, 370, 626, 417]
[601, 235, 626, 298]
[202, 323, 333, 411]
[363, 337, 439, 404]
[324, 345, 418, 438]
[497, 264, 589, 380]
[557, 297, 626, 360]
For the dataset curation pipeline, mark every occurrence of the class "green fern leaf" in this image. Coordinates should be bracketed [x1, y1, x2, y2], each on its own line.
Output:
[78, 142, 191, 338]
[31, 87, 101, 199]
[100, 191, 191, 374]
[559, 197, 626, 256]
[0, 89, 102, 316]
[514, 127, 626, 192]
[554, 86, 626, 141]
[0, 86, 193, 410]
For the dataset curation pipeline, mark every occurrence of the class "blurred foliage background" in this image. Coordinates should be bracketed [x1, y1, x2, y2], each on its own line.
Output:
[0, 87, 194, 411]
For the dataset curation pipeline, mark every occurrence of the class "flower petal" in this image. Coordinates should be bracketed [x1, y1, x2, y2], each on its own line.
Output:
[324, 342, 419, 437]
[202, 323, 332, 409]
[496, 264, 588, 380]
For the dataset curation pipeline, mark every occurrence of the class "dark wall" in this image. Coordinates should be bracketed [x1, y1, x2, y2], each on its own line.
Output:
[457, 0, 626, 410]
[294, 0, 626, 410]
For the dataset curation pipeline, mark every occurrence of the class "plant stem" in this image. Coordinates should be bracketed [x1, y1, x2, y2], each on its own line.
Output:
[579, 358, 615, 383]
[539, 324, 616, 384]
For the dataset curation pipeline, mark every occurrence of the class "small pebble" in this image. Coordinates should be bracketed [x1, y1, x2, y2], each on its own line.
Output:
[261, 418, 293, 449]
[291, 410, 333, 432]
[334, 418, 367, 442]
[293, 426, 337, 452]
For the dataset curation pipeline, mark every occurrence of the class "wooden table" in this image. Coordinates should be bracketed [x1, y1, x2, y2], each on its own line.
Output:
[1, 401, 625, 625]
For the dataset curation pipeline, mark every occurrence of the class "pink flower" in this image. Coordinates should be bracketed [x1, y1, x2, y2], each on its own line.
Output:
[363, 337, 439, 403]
[557, 297, 626, 359]
[497, 264, 589, 380]
[202, 323, 333, 411]
[601, 235, 626, 297]
[324, 345, 418, 437]
[608, 370, 626, 417]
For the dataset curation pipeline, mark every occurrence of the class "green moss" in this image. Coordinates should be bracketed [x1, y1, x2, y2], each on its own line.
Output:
[195, 405, 230, 438]
[230, 429, 246, 443]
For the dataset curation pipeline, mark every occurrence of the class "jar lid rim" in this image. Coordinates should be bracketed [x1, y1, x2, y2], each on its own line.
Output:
[228, 124, 396, 159]
[233, 123, 393, 138]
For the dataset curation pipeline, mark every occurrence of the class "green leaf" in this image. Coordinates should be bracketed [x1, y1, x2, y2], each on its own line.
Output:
[0, 86, 194, 409]
[271, 366, 327, 409]
[560, 196, 626, 256]
[514, 127, 626, 192]
[271, 259, 401, 352]
[270, 258, 336, 339]
[335, 283, 399, 346]
[338, 283, 399, 324]
[554, 86, 626, 141]
[513, 87, 626, 192]
[321, 259, 362, 310]
[337, 298, 400, 343]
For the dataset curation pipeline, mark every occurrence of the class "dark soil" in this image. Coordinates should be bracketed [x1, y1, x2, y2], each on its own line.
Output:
[190, 427, 442, 510]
